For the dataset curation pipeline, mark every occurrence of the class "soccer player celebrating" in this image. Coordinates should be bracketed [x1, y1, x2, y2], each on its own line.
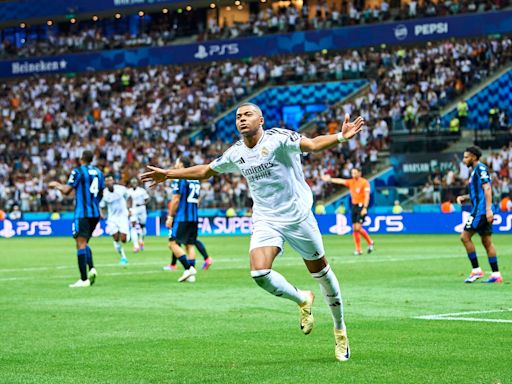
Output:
[322, 168, 374, 255]
[100, 176, 130, 266]
[457, 146, 502, 283]
[49, 150, 105, 288]
[127, 178, 150, 252]
[140, 103, 364, 361]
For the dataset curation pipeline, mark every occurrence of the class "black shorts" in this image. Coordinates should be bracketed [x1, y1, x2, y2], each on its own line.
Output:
[73, 217, 100, 239]
[169, 221, 198, 244]
[464, 214, 493, 236]
[351, 204, 366, 224]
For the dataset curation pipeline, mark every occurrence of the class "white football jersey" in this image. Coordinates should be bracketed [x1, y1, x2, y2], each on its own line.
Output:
[100, 185, 129, 217]
[210, 128, 313, 224]
[127, 187, 150, 207]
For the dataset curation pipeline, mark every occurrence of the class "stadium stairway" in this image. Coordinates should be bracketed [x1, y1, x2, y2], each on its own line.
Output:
[441, 64, 512, 154]
[187, 79, 369, 142]
[397, 64, 512, 208]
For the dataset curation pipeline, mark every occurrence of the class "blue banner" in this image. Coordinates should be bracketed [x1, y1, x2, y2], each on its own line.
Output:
[0, 217, 159, 238]
[0, 0, 182, 22]
[1, 11, 511, 78]
[315, 212, 512, 235]
[1, 213, 510, 238]
[193, 213, 511, 237]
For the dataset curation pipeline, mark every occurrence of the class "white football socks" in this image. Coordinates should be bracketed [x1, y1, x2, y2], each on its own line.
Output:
[131, 228, 139, 248]
[113, 241, 126, 259]
[251, 269, 306, 305]
[311, 265, 345, 330]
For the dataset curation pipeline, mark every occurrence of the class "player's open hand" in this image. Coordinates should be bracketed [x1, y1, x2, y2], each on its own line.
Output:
[341, 114, 365, 140]
[139, 165, 167, 188]
[321, 174, 332, 182]
[48, 181, 60, 189]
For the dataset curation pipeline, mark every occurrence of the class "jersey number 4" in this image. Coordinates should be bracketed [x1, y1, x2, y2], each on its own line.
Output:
[89, 178, 99, 197]
[187, 184, 200, 204]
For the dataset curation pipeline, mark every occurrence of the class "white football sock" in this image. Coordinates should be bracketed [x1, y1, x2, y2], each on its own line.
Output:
[113, 241, 126, 259]
[251, 269, 306, 305]
[131, 228, 139, 248]
[311, 265, 345, 330]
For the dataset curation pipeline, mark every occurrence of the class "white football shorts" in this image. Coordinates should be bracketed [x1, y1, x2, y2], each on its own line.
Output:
[249, 211, 325, 260]
[107, 215, 130, 236]
[130, 206, 147, 226]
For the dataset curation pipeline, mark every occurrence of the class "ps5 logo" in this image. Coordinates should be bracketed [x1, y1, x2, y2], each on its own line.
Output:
[194, 43, 240, 60]
[394, 24, 408, 41]
[0, 220, 52, 237]
[368, 216, 404, 233]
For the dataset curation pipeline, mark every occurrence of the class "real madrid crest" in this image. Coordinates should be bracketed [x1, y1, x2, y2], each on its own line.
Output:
[260, 146, 269, 157]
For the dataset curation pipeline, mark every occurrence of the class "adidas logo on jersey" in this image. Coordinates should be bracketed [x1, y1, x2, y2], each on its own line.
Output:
[236, 157, 246, 164]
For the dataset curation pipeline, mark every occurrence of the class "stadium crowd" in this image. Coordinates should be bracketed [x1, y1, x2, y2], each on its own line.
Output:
[0, 0, 508, 59]
[0, 36, 511, 214]
[209, 0, 508, 40]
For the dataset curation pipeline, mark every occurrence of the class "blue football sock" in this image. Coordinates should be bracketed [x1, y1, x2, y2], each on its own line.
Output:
[195, 240, 209, 260]
[488, 256, 499, 272]
[467, 252, 479, 269]
[85, 245, 94, 269]
[77, 249, 88, 281]
[177, 255, 190, 270]
[188, 259, 196, 267]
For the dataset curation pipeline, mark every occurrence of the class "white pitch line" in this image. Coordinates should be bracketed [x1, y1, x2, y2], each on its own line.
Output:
[0, 253, 461, 274]
[415, 309, 512, 324]
[416, 316, 512, 324]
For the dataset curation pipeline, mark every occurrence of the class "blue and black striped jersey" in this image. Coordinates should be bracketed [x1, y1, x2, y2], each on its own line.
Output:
[468, 162, 492, 217]
[67, 165, 105, 219]
[171, 179, 200, 223]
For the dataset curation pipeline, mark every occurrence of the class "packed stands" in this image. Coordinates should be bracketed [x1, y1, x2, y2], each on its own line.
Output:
[1, 36, 511, 213]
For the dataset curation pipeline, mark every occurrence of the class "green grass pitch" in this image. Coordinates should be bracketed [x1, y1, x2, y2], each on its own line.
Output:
[1, 234, 511, 384]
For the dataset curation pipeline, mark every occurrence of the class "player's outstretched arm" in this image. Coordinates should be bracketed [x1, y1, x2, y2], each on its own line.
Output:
[300, 114, 365, 153]
[48, 181, 73, 196]
[139, 164, 218, 188]
[321, 174, 348, 186]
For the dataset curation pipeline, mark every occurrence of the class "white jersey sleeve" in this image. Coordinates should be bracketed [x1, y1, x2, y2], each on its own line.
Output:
[268, 128, 303, 155]
[209, 144, 241, 174]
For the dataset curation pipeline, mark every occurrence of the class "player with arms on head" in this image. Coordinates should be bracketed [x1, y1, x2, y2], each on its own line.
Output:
[322, 168, 374, 255]
[49, 150, 105, 288]
[140, 103, 365, 361]
[457, 146, 502, 283]
[127, 178, 150, 252]
[100, 176, 130, 266]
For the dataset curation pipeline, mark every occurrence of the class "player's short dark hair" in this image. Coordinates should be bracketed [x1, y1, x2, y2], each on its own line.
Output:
[465, 146, 482, 159]
[105, 174, 114, 180]
[179, 156, 191, 168]
[81, 150, 94, 164]
[237, 102, 262, 116]
[352, 167, 361, 173]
